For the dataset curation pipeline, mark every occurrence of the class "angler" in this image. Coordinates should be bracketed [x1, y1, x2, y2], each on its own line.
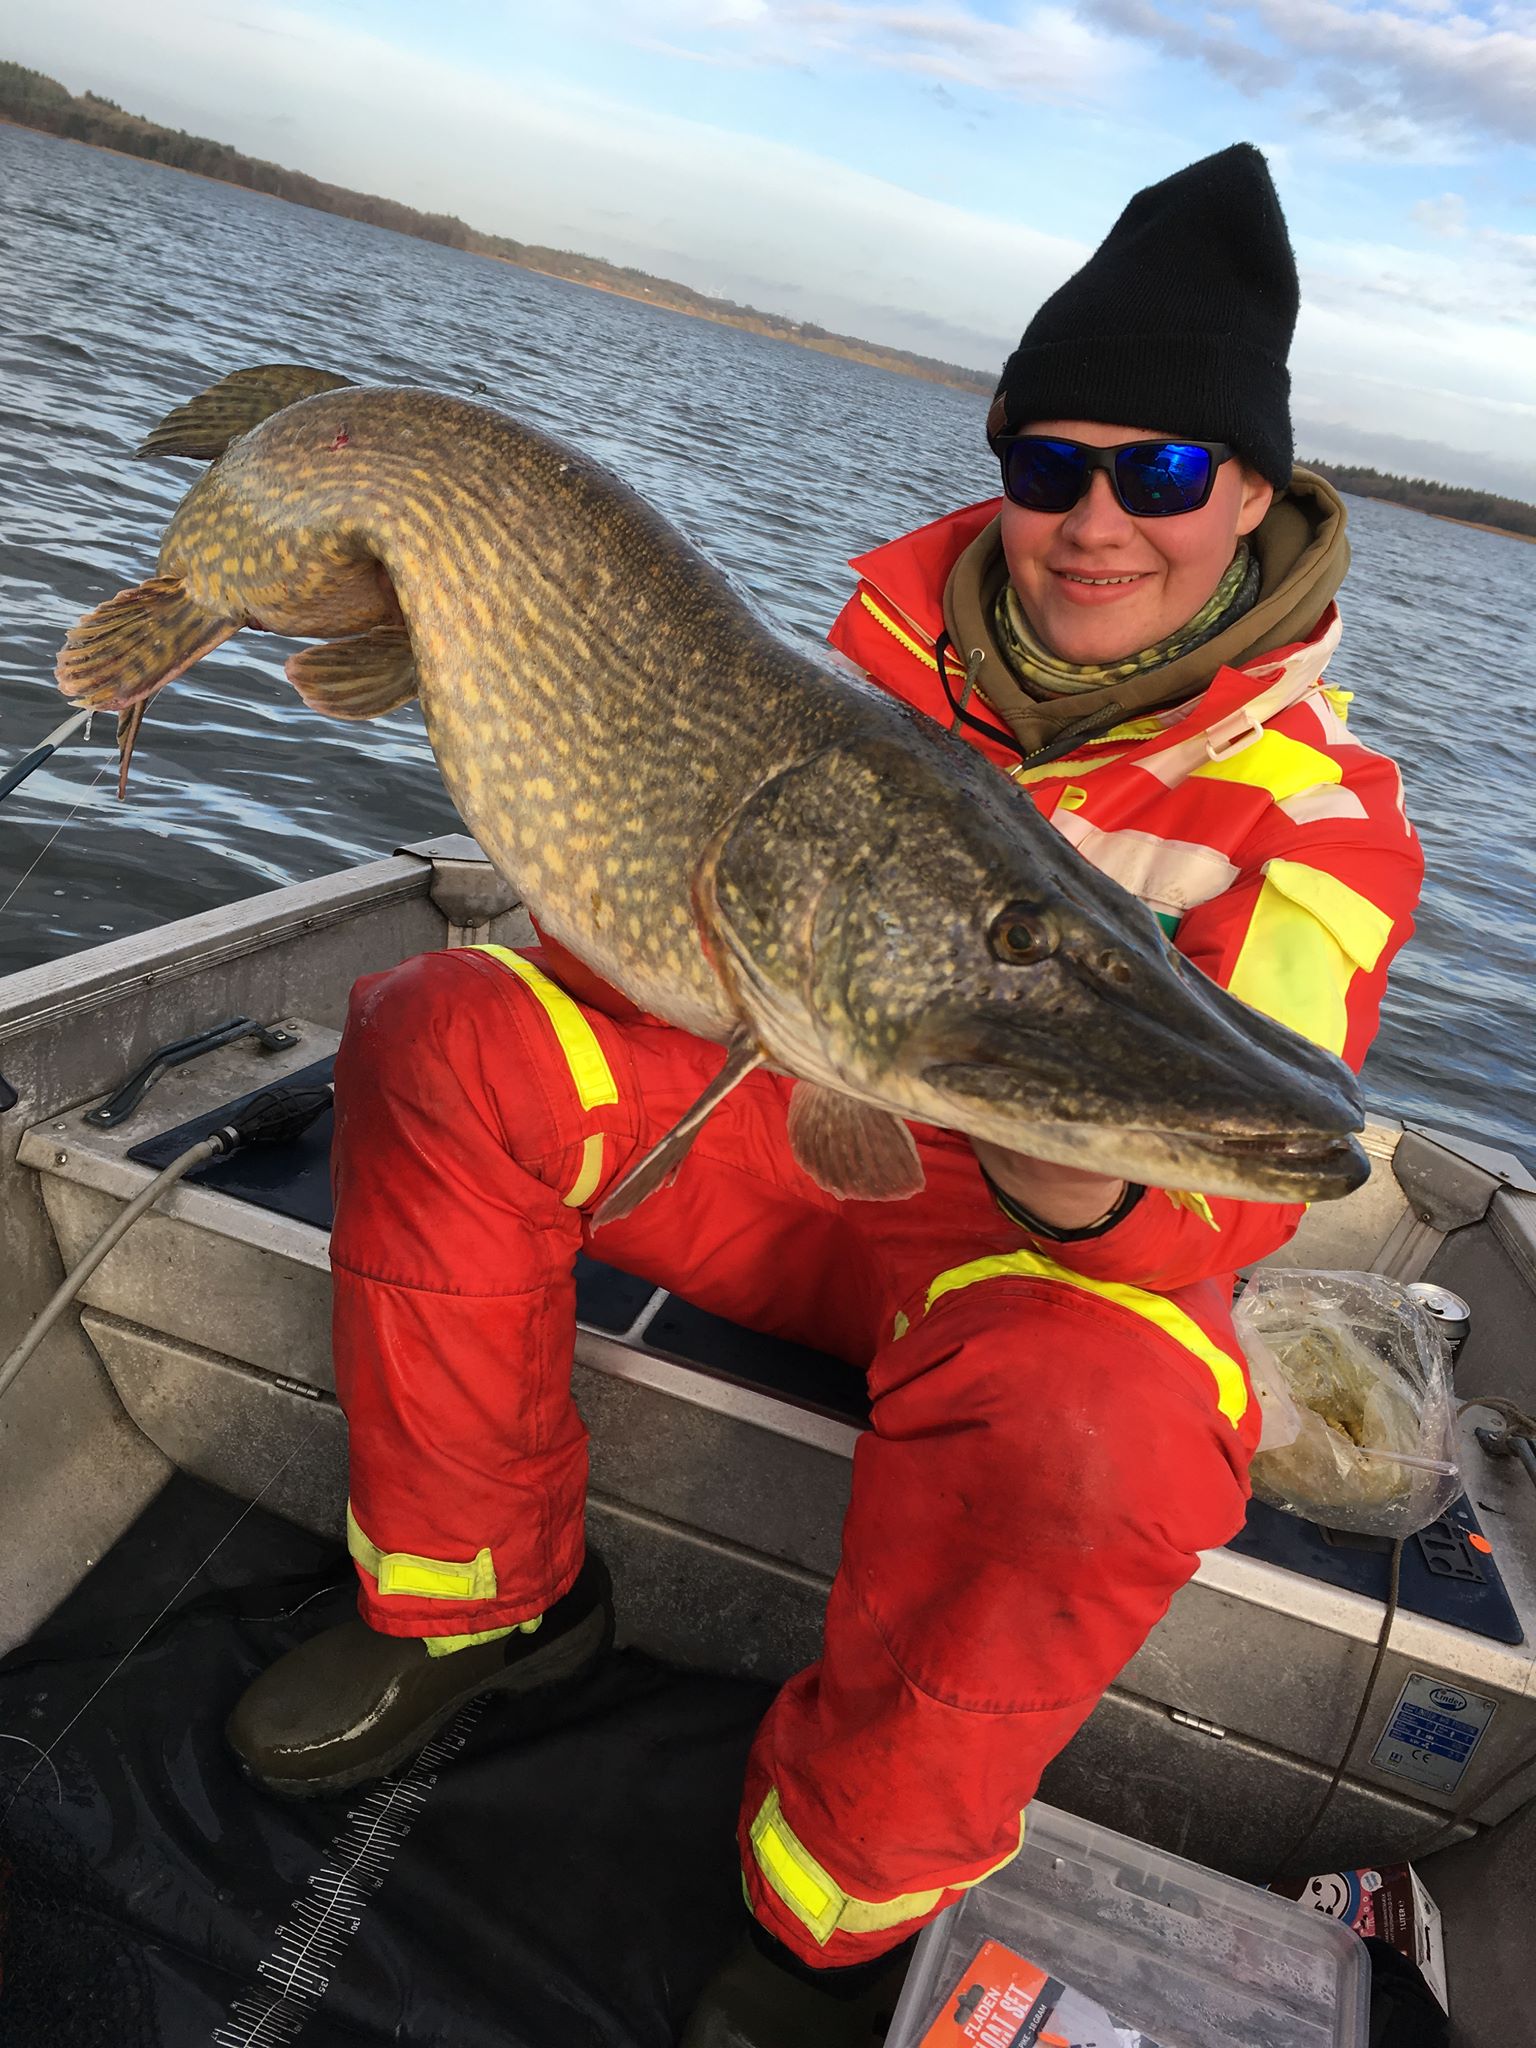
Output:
[63, 146, 1423, 2045]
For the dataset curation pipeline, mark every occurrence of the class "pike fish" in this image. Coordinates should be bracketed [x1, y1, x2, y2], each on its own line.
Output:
[56, 365, 1370, 1217]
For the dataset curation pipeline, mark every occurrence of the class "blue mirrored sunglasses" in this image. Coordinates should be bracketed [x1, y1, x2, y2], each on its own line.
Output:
[996, 436, 1234, 518]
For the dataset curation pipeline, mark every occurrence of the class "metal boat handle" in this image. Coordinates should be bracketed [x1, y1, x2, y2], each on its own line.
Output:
[84, 1016, 301, 1128]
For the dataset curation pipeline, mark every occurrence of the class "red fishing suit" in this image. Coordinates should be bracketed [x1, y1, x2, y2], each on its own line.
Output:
[330, 498, 1423, 1966]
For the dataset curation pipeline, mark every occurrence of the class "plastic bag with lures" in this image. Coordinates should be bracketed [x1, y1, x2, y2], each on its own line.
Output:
[1236, 1268, 1459, 1538]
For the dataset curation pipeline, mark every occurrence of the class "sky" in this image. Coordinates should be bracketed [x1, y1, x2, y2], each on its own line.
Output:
[9, 0, 1536, 496]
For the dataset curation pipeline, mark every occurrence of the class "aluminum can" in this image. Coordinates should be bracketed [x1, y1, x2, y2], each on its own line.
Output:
[1406, 1280, 1472, 1363]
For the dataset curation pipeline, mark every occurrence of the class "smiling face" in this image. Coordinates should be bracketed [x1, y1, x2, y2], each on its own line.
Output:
[999, 419, 1274, 664]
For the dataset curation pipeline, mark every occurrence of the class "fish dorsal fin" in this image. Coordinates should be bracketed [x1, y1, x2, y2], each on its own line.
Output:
[591, 1030, 765, 1229]
[286, 627, 420, 720]
[137, 364, 354, 461]
[787, 1082, 925, 1202]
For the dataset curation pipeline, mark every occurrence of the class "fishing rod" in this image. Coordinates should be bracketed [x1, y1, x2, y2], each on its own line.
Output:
[0, 704, 95, 805]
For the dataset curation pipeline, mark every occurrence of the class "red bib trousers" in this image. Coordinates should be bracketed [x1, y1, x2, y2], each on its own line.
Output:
[330, 944, 1259, 1966]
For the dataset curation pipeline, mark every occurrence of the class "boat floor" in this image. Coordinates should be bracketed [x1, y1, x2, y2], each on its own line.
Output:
[0, 1470, 773, 2048]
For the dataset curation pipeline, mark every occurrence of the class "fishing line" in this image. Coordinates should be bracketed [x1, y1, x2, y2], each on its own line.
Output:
[0, 751, 115, 921]
[0, 1411, 328, 1831]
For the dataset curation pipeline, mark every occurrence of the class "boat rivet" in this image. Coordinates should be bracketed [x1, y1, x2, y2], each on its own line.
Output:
[54, 1149, 68, 1166]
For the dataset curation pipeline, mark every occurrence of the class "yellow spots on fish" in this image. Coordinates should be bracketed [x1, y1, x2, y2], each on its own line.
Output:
[573, 799, 594, 823]
[604, 856, 625, 878]
[467, 589, 494, 631]
[697, 762, 718, 784]
[864, 1006, 880, 1027]
[519, 824, 541, 850]
[527, 776, 556, 801]
[222, 556, 240, 577]
[546, 810, 568, 834]
[201, 539, 224, 567]
[544, 844, 567, 878]
[577, 862, 600, 896]
[627, 914, 644, 939]
[241, 554, 258, 577]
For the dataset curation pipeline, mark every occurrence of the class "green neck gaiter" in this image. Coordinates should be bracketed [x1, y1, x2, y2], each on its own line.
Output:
[995, 543, 1262, 699]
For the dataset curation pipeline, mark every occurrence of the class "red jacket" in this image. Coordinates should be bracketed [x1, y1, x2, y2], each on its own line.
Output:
[826, 500, 1425, 1292]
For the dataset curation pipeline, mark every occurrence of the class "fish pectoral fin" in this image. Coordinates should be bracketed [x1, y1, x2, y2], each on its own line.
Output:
[55, 576, 237, 715]
[286, 628, 421, 720]
[787, 1083, 925, 1203]
[137, 364, 355, 460]
[591, 1029, 766, 1230]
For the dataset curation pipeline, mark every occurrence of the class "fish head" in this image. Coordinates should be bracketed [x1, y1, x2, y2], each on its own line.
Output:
[700, 730, 1369, 1203]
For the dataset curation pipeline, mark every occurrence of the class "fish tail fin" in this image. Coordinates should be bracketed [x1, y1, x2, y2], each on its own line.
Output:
[56, 575, 236, 713]
[286, 626, 421, 720]
[137, 364, 355, 460]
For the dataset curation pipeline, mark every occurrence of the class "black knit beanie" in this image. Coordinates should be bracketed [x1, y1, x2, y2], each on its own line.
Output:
[988, 144, 1299, 488]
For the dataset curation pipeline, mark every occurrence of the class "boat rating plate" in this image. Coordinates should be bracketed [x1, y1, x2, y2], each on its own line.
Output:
[1370, 1671, 1497, 1795]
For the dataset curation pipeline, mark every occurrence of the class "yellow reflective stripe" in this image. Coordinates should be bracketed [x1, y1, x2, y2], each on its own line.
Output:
[346, 1503, 499, 1601]
[1163, 1188, 1219, 1230]
[920, 1252, 1248, 1428]
[857, 590, 939, 672]
[563, 1132, 605, 1208]
[1011, 748, 1127, 787]
[749, 1789, 943, 1946]
[425, 1625, 517, 1659]
[469, 944, 619, 1111]
[1262, 860, 1395, 972]
[1191, 729, 1342, 803]
[1228, 878, 1356, 1055]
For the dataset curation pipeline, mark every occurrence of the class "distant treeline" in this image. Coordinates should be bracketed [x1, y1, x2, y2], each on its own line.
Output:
[1306, 459, 1536, 540]
[0, 61, 993, 396]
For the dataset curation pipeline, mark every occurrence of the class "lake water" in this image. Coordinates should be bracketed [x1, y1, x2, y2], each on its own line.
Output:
[2, 121, 1533, 1163]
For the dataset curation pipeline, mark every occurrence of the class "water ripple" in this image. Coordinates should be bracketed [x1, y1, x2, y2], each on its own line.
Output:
[2, 122, 1533, 1162]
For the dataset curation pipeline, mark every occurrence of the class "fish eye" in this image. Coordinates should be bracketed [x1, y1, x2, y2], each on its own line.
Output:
[988, 904, 1056, 965]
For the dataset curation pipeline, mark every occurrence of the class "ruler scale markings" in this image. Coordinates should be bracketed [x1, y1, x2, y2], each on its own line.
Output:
[211, 1701, 484, 2046]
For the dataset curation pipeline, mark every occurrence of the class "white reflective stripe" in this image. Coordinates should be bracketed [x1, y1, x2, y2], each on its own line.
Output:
[1278, 785, 1369, 827]
[1051, 814, 1239, 917]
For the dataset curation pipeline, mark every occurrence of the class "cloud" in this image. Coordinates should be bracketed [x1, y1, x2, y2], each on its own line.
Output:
[601, 0, 1146, 100]
[1412, 191, 1466, 235]
[1083, 0, 1536, 152]
[1076, 0, 1279, 91]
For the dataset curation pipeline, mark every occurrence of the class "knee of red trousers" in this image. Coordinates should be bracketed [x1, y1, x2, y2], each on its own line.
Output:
[330, 948, 631, 1283]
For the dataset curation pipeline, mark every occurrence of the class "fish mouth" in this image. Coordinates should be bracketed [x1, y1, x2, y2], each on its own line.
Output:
[922, 1061, 1370, 1203]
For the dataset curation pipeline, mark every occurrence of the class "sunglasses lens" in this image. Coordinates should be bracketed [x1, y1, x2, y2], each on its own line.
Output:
[1001, 437, 1085, 512]
[1114, 442, 1214, 516]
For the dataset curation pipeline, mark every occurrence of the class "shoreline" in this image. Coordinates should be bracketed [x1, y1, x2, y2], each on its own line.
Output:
[0, 117, 992, 402]
[1427, 511, 1536, 545]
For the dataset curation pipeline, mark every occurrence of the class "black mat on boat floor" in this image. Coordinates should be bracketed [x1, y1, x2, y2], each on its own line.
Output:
[0, 1475, 774, 2048]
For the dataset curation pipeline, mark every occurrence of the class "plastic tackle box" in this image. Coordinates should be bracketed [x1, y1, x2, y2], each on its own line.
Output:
[885, 1801, 1368, 2048]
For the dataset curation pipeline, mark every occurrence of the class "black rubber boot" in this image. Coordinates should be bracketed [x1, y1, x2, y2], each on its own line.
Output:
[681, 1923, 915, 2048]
[226, 1550, 613, 1797]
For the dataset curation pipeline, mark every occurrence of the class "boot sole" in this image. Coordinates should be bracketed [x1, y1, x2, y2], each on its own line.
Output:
[238, 1597, 616, 1801]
